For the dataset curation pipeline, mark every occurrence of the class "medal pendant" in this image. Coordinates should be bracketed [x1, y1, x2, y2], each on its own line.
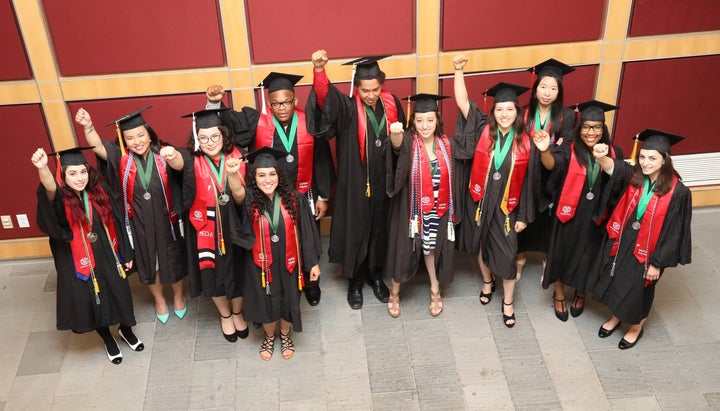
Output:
[143, 191, 151, 200]
[87, 231, 98, 243]
[375, 139, 382, 148]
[492, 172, 501, 181]
[632, 221, 641, 230]
[218, 193, 230, 206]
[286, 154, 294, 163]
[271, 234, 280, 243]
[585, 192, 595, 200]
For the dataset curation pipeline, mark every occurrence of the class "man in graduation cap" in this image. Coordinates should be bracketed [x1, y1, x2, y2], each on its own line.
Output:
[205, 73, 333, 306]
[308, 50, 407, 309]
[592, 129, 691, 349]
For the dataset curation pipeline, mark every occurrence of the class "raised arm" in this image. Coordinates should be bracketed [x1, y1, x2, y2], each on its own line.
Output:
[592, 143, 615, 175]
[532, 130, 555, 170]
[159, 146, 184, 170]
[225, 157, 246, 204]
[453, 54, 471, 120]
[31, 148, 57, 201]
[311, 49, 330, 109]
[206, 84, 225, 109]
[389, 121, 404, 150]
[75, 108, 108, 160]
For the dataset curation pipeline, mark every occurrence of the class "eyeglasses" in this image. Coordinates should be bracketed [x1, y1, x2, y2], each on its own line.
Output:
[198, 133, 221, 144]
[580, 124, 603, 133]
[269, 100, 294, 109]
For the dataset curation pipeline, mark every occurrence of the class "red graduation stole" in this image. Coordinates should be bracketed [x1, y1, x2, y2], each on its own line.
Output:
[118, 150, 175, 222]
[556, 143, 616, 223]
[606, 174, 678, 263]
[251, 200, 302, 290]
[414, 134, 452, 217]
[64, 188, 120, 281]
[189, 147, 245, 269]
[355, 90, 399, 165]
[469, 125, 531, 214]
[256, 110, 314, 194]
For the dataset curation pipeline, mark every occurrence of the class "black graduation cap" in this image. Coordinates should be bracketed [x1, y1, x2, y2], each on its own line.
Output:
[636, 129, 684, 154]
[246, 146, 287, 168]
[528, 58, 575, 80]
[181, 108, 228, 129]
[574, 100, 619, 122]
[105, 106, 152, 131]
[258, 72, 303, 93]
[343, 55, 389, 80]
[402, 93, 450, 113]
[485, 82, 530, 104]
[48, 146, 95, 166]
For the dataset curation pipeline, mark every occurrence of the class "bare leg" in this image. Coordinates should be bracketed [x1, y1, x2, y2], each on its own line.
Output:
[478, 251, 494, 304]
[602, 315, 621, 331]
[387, 279, 401, 317]
[170, 278, 185, 311]
[260, 322, 277, 361]
[230, 297, 248, 332]
[516, 252, 527, 281]
[279, 319, 295, 359]
[211, 296, 235, 336]
[553, 281, 568, 320]
[622, 318, 647, 342]
[147, 273, 168, 315]
[425, 252, 443, 316]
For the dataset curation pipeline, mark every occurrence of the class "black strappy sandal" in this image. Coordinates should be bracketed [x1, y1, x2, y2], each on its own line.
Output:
[502, 300, 516, 328]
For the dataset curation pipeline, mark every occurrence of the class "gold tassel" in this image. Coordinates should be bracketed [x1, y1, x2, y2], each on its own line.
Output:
[406, 97, 411, 128]
[220, 238, 226, 255]
[475, 203, 480, 222]
[115, 123, 126, 153]
[117, 263, 126, 279]
[366, 182, 371, 197]
[261, 270, 266, 288]
[505, 215, 511, 234]
[93, 276, 100, 293]
[629, 133, 639, 166]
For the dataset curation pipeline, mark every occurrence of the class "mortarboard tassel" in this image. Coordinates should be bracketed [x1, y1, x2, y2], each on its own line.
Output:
[349, 64, 357, 97]
[483, 90, 488, 114]
[530, 67, 536, 88]
[406, 97, 411, 128]
[54, 152, 62, 185]
[629, 133, 639, 166]
[192, 113, 200, 151]
[115, 123, 126, 153]
[260, 83, 267, 116]
[573, 103, 580, 127]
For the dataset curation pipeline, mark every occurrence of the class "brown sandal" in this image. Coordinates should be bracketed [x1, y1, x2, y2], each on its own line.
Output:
[429, 290, 443, 317]
[259, 334, 274, 361]
[387, 293, 400, 318]
[280, 332, 295, 360]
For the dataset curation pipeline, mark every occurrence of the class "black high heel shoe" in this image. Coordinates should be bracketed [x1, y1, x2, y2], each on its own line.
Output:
[502, 300, 515, 328]
[104, 338, 123, 365]
[570, 292, 586, 318]
[552, 293, 569, 322]
[232, 310, 249, 339]
[118, 326, 144, 351]
[220, 313, 238, 343]
[479, 277, 496, 305]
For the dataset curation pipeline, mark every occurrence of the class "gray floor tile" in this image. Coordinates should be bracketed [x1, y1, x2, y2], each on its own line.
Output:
[366, 344, 415, 394]
[16, 330, 69, 376]
[371, 391, 420, 411]
[645, 368, 709, 409]
[589, 349, 652, 399]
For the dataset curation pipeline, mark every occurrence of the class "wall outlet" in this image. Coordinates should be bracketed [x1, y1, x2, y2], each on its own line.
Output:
[1, 215, 13, 229]
[16, 214, 30, 228]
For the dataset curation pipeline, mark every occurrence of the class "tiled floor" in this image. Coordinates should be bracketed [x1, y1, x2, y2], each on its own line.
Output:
[1, 207, 719, 410]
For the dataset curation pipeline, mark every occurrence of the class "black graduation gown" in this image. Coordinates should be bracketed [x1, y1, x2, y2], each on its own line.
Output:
[592, 170, 692, 324]
[100, 141, 190, 285]
[517, 106, 576, 253]
[234, 191, 321, 331]
[184, 152, 244, 299]
[541, 143, 625, 291]
[384, 132, 457, 286]
[218, 105, 335, 202]
[37, 182, 136, 333]
[454, 102, 540, 279]
[306, 82, 406, 278]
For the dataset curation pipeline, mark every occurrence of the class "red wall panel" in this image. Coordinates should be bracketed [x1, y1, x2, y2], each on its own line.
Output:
[629, 0, 720, 37]
[0, 105, 52, 239]
[442, 0, 604, 51]
[245, 0, 415, 64]
[68, 93, 213, 151]
[614, 56, 720, 156]
[0, 1, 32, 80]
[439, 65, 598, 136]
[42, 0, 226, 76]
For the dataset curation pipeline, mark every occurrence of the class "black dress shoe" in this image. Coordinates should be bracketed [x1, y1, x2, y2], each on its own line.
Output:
[347, 283, 363, 309]
[570, 292, 586, 318]
[598, 321, 621, 338]
[553, 293, 569, 322]
[619, 328, 644, 350]
[304, 284, 321, 306]
[367, 278, 389, 303]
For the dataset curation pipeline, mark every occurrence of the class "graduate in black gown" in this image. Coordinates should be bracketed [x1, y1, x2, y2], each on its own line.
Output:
[592, 129, 691, 349]
[76, 108, 191, 325]
[535, 101, 624, 321]
[308, 50, 406, 309]
[205, 73, 335, 306]
[32, 147, 142, 365]
[517, 59, 576, 279]
[385, 94, 457, 318]
[162, 109, 249, 342]
[234, 147, 321, 361]
[453, 54, 541, 328]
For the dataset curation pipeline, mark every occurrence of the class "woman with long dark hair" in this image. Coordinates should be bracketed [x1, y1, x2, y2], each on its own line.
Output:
[32, 147, 142, 364]
[592, 129, 691, 349]
[453, 54, 540, 328]
[235, 147, 321, 360]
[76, 107, 190, 325]
[385, 94, 457, 318]
[534, 100, 623, 321]
[161, 109, 249, 342]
